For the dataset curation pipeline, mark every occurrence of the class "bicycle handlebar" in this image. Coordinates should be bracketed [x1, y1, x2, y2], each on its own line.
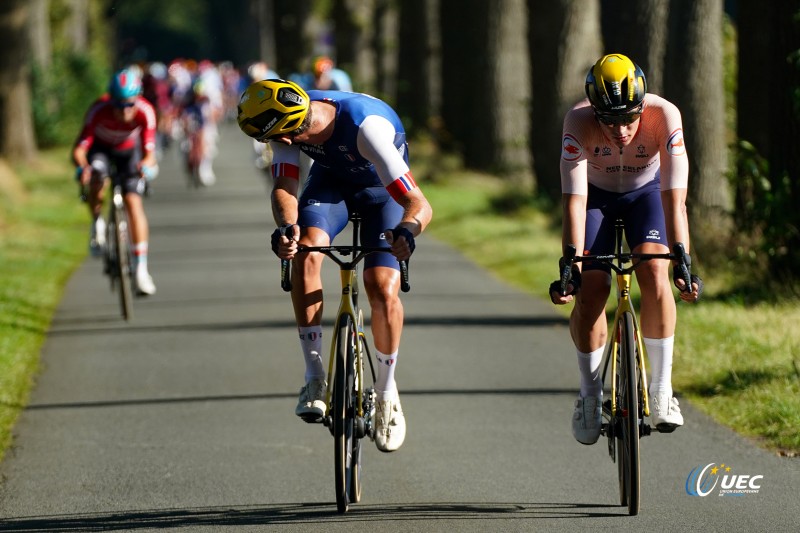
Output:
[558, 243, 692, 294]
[279, 230, 410, 293]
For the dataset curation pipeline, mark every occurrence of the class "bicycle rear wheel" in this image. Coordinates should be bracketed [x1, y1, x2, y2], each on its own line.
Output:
[618, 312, 640, 515]
[114, 202, 134, 321]
[333, 314, 359, 513]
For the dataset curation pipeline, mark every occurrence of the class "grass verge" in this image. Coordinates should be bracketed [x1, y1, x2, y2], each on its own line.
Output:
[413, 140, 800, 456]
[0, 149, 86, 462]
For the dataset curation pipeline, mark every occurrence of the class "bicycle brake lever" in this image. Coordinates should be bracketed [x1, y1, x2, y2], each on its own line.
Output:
[559, 245, 577, 296]
[399, 260, 410, 293]
[280, 225, 294, 292]
[672, 243, 692, 293]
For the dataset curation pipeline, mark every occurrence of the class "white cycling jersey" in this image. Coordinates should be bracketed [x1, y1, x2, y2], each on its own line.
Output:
[560, 93, 689, 195]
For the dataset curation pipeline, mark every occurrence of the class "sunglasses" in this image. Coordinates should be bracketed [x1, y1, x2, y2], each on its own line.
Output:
[114, 100, 136, 109]
[596, 112, 642, 126]
[595, 105, 643, 126]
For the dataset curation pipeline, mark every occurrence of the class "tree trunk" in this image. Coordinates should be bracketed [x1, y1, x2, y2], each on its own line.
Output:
[255, 0, 278, 68]
[665, 0, 731, 259]
[734, 0, 770, 221]
[397, 0, 438, 135]
[529, 0, 601, 201]
[0, 0, 37, 163]
[372, 0, 398, 101]
[333, 0, 376, 93]
[273, 0, 314, 75]
[600, 0, 669, 95]
[29, 0, 50, 69]
[438, 0, 475, 152]
[483, 0, 532, 181]
[66, 0, 89, 54]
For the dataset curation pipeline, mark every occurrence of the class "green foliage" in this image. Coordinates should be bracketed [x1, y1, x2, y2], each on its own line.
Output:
[0, 149, 87, 461]
[31, 52, 109, 148]
[732, 141, 799, 291]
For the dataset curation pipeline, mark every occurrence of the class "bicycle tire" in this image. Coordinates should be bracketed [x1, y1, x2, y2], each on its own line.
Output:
[115, 202, 134, 321]
[105, 208, 118, 292]
[619, 312, 641, 515]
[349, 324, 364, 504]
[333, 314, 358, 513]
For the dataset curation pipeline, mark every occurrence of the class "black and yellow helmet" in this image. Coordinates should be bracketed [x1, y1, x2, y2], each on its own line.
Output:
[237, 79, 310, 141]
[585, 54, 647, 115]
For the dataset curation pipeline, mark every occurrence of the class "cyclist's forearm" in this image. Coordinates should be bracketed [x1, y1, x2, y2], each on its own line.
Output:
[396, 189, 432, 236]
[562, 194, 587, 260]
[271, 180, 299, 226]
[661, 188, 691, 252]
[73, 146, 89, 168]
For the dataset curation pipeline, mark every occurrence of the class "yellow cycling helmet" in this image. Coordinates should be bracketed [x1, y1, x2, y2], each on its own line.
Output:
[585, 54, 647, 115]
[237, 79, 310, 140]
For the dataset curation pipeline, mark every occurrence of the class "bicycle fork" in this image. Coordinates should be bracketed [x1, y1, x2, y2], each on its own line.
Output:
[601, 272, 652, 438]
[323, 268, 376, 439]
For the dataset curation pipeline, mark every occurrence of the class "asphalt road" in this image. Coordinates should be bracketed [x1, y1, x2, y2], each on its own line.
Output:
[0, 122, 797, 532]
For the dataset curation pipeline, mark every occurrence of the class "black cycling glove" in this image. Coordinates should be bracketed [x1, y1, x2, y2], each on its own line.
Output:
[672, 252, 704, 300]
[549, 265, 581, 303]
[271, 225, 294, 256]
[390, 226, 416, 255]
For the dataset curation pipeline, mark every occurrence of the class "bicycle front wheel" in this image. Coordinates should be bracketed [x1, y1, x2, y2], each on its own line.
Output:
[618, 312, 641, 515]
[333, 314, 359, 513]
[114, 204, 134, 321]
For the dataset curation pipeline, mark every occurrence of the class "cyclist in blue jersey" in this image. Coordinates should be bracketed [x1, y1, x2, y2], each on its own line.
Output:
[237, 79, 433, 453]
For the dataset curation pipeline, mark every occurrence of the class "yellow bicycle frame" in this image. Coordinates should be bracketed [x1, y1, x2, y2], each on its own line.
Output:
[324, 266, 366, 419]
[605, 270, 650, 418]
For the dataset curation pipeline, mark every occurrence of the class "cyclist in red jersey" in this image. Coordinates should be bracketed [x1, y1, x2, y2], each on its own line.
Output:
[549, 54, 703, 444]
[73, 68, 159, 295]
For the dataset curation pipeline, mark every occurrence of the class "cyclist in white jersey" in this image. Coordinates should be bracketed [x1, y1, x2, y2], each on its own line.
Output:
[237, 79, 433, 453]
[549, 54, 703, 445]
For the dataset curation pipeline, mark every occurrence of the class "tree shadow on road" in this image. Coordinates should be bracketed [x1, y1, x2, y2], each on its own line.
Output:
[0, 501, 627, 531]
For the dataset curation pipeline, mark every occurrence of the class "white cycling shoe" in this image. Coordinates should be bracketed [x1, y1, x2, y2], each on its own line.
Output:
[89, 217, 106, 257]
[373, 395, 406, 452]
[650, 392, 684, 432]
[135, 269, 157, 296]
[572, 395, 602, 445]
[295, 378, 326, 422]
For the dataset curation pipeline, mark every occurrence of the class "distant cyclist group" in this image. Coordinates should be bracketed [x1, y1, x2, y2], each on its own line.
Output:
[72, 52, 702, 464]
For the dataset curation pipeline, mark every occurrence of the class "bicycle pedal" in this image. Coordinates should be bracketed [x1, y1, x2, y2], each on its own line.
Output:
[655, 423, 677, 433]
[299, 413, 324, 424]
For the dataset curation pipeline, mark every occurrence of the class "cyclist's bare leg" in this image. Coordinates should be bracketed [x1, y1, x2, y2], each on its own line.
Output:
[363, 266, 403, 354]
[633, 242, 679, 404]
[291, 226, 328, 327]
[87, 174, 108, 219]
[569, 269, 611, 353]
[632, 242, 676, 339]
[123, 192, 149, 245]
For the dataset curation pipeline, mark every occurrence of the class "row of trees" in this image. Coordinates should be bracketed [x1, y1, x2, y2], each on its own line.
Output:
[0, 0, 798, 287]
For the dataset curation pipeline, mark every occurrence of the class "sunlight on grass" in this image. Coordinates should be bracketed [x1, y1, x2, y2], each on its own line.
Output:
[0, 148, 86, 461]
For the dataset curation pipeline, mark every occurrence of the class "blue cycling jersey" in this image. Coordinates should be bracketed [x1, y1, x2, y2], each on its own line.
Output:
[270, 91, 413, 194]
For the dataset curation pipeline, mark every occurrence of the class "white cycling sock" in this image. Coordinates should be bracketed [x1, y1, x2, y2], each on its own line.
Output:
[134, 242, 148, 273]
[298, 326, 325, 382]
[645, 336, 674, 397]
[375, 349, 399, 399]
[577, 347, 604, 398]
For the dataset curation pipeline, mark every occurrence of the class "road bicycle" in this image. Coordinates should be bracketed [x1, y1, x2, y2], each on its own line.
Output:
[558, 219, 692, 516]
[80, 180, 137, 321]
[280, 214, 410, 513]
